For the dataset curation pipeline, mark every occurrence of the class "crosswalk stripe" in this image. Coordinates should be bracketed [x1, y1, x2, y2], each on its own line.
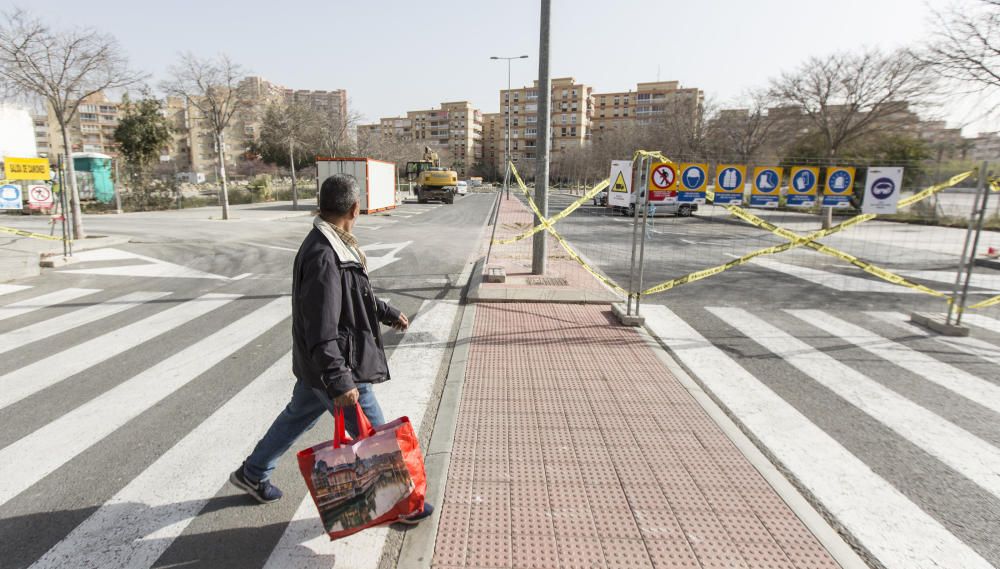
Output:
[0, 296, 291, 508]
[788, 309, 1000, 416]
[28, 353, 293, 569]
[867, 311, 1000, 368]
[0, 293, 239, 411]
[960, 314, 1000, 335]
[0, 291, 170, 356]
[0, 284, 32, 295]
[262, 300, 457, 569]
[711, 307, 1000, 501]
[643, 305, 995, 569]
[751, 258, 925, 293]
[0, 287, 101, 322]
[898, 270, 1000, 292]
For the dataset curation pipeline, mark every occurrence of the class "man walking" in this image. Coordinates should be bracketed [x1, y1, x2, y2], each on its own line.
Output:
[230, 173, 432, 524]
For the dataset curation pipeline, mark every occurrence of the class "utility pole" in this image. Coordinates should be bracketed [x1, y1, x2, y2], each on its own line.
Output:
[532, 0, 551, 275]
[490, 54, 529, 200]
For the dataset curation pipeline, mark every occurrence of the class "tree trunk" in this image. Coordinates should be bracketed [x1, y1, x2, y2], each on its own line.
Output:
[217, 131, 230, 220]
[60, 124, 86, 240]
[289, 140, 298, 210]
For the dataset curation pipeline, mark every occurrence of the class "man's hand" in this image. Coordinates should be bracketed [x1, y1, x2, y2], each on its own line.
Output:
[332, 387, 359, 407]
[392, 313, 409, 332]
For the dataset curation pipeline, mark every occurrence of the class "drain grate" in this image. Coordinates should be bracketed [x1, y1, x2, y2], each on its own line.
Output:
[526, 276, 569, 286]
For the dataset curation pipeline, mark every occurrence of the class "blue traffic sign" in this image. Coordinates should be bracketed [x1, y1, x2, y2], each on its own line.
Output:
[754, 170, 779, 193]
[791, 170, 816, 192]
[682, 166, 705, 189]
[828, 171, 853, 194]
[0, 184, 23, 210]
[871, 177, 895, 199]
[718, 168, 743, 191]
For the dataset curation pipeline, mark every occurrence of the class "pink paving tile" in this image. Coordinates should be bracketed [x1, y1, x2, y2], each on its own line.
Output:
[433, 302, 842, 569]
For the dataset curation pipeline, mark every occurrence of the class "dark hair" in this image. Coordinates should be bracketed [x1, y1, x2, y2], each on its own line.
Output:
[318, 174, 360, 217]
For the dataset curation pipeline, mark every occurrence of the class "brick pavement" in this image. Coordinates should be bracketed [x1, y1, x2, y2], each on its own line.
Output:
[429, 191, 843, 569]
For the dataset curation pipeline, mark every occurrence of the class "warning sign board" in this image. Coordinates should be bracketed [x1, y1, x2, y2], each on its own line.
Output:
[823, 167, 856, 208]
[788, 167, 819, 208]
[3, 157, 51, 181]
[861, 166, 904, 214]
[679, 163, 708, 204]
[27, 184, 53, 210]
[714, 164, 746, 205]
[750, 167, 783, 208]
[608, 160, 632, 208]
[648, 161, 678, 203]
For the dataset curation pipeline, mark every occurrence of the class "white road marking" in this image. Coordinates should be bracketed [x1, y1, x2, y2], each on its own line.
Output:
[0, 288, 100, 322]
[898, 270, 1000, 292]
[362, 241, 412, 272]
[262, 300, 458, 569]
[63, 248, 230, 280]
[0, 296, 290, 507]
[0, 284, 32, 295]
[0, 293, 239, 411]
[789, 309, 1000, 415]
[712, 306, 1000, 501]
[245, 242, 298, 253]
[866, 311, 1000, 368]
[643, 305, 995, 569]
[750, 258, 927, 293]
[28, 353, 293, 569]
[0, 291, 169, 356]
[961, 314, 1000, 335]
[231, 272, 252, 281]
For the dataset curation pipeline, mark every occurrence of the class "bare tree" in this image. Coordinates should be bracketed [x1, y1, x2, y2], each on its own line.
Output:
[162, 53, 247, 220]
[0, 9, 144, 238]
[925, 1, 1000, 114]
[317, 101, 363, 158]
[258, 101, 319, 209]
[769, 48, 933, 226]
[708, 90, 782, 163]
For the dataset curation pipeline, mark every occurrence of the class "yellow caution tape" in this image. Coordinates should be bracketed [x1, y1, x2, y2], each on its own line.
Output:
[898, 170, 975, 207]
[0, 225, 64, 241]
[492, 166, 609, 245]
[967, 294, 1000, 310]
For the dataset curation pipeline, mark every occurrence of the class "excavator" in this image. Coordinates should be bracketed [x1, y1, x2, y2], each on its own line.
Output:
[405, 146, 459, 204]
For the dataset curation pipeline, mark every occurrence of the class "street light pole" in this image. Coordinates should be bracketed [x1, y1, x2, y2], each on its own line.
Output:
[532, 0, 551, 276]
[491, 55, 528, 201]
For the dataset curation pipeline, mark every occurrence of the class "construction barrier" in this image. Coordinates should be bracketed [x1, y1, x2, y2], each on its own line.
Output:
[496, 156, 993, 310]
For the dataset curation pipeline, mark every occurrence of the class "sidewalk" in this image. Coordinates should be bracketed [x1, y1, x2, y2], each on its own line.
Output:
[428, 193, 854, 569]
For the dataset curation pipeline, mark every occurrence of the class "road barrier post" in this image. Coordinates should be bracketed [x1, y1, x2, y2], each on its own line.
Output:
[946, 162, 988, 325]
[954, 161, 992, 325]
[626, 156, 646, 315]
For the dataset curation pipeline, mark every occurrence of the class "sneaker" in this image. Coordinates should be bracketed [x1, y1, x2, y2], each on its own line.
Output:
[396, 502, 434, 525]
[229, 466, 283, 504]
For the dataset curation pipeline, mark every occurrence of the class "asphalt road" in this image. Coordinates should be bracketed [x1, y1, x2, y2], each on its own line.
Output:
[542, 190, 1000, 568]
[0, 193, 496, 569]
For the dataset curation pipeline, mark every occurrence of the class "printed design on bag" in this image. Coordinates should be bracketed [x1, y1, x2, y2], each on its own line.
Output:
[311, 435, 414, 532]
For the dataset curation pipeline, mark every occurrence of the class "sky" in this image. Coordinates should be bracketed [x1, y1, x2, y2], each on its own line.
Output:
[17, 0, 993, 134]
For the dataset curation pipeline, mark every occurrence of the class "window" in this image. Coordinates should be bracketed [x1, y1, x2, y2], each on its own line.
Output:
[81, 104, 97, 113]
[526, 116, 537, 124]
[561, 89, 568, 98]
[525, 127, 537, 136]
[561, 114, 567, 124]
[570, 115, 576, 124]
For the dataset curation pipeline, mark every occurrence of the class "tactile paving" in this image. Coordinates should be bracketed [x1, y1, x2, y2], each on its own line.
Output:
[431, 302, 841, 568]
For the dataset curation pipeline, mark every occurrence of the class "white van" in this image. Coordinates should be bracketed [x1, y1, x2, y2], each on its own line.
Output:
[617, 189, 698, 217]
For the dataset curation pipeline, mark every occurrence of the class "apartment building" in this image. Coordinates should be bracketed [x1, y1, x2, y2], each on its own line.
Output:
[480, 112, 503, 178]
[358, 101, 483, 176]
[497, 77, 593, 174]
[42, 91, 122, 159]
[591, 81, 704, 133]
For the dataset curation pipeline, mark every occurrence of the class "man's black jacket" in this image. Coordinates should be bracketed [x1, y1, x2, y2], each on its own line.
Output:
[292, 226, 400, 396]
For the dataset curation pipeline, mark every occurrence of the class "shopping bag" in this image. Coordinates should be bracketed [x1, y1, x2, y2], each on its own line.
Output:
[297, 403, 426, 540]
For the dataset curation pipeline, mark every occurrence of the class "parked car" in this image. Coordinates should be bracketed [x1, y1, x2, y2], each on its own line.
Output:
[593, 187, 608, 206]
[615, 191, 698, 217]
[456, 180, 468, 195]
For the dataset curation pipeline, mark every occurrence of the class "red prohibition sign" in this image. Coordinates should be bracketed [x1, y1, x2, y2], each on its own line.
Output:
[651, 164, 676, 189]
[30, 186, 51, 201]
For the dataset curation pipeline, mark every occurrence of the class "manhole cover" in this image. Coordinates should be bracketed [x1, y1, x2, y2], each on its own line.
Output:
[527, 276, 569, 286]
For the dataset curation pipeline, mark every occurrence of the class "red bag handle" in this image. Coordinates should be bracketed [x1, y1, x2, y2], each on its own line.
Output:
[332, 403, 375, 448]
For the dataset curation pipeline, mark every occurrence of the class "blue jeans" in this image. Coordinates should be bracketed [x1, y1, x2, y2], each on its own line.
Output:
[243, 380, 385, 483]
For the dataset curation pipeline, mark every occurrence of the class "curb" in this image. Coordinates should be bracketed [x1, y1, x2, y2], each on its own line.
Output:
[637, 325, 871, 569]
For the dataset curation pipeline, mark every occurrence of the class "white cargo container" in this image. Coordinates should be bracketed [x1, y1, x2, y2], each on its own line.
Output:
[316, 157, 397, 214]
